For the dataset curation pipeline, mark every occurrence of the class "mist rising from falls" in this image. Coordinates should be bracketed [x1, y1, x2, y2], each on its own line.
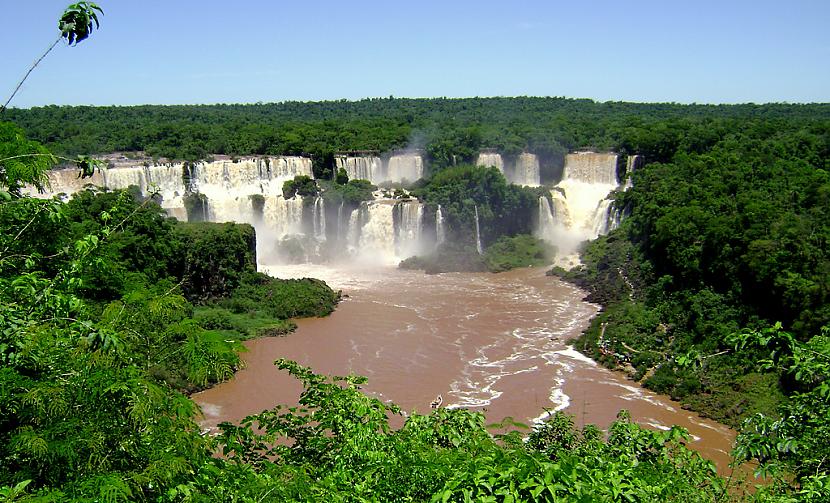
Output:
[343, 198, 429, 265]
[535, 152, 622, 266]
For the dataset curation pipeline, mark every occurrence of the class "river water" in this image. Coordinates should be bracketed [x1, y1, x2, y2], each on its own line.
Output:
[193, 265, 735, 469]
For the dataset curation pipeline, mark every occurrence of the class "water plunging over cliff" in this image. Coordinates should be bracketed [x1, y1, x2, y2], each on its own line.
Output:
[475, 151, 540, 186]
[474, 205, 483, 255]
[386, 153, 424, 184]
[476, 152, 505, 173]
[512, 153, 541, 187]
[333, 153, 425, 185]
[622, 154, 643, 190]
[343, 198, 427, 264]
[535, 152, 621, 266]
[394, 201, 424, 258]
[312, 197, 326, 241]
[335, 156, 382, 182]
[436, 205, 446, 245]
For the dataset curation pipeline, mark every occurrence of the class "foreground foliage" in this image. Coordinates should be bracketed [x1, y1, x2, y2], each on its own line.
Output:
[177, 361, 728, 503]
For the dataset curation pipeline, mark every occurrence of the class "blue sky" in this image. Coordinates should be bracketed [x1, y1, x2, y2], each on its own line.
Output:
[2, 0, 828, 107]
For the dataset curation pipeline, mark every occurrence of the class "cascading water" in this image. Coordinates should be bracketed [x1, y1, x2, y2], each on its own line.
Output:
[356, 202, 397, 263]
[336, 201, 344, 242]
[386, 153, 424, 184]
[474, 205, 483, 255]
[343, 197, 427, 264]
[312, 197, 326, 241]
[535, 152, 621, 266]
[335, 156, 382, 183]
[436, 205, 446, 245]
[145, 164, 188, 214]
[512, 153, 540, 186]
[476, 151, 539, 186]
[622, 154, 642, 190]
[103, 166, 148, 193]
[262, 196, 305, 238]
[21, 166, 105, 198]
[346, 205, 366, 254]
[537, 196, 556, 239]
[394, 201, 424, 258]
[476, 152, 505, 174]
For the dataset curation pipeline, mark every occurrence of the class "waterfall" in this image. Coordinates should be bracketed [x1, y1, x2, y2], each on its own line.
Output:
[474, 205, 483, 255]
[512, 153, 540, 186]
[346, 205, 365, 253]
[606, 205, 624, 233]
[537, 196, 556, 239]
[357, 202, 397, 263]
[476, 152, 505, 174]
[623, 154, 642, 190]
[146, 164, 187, 211]
[103, 166, 148, 193]
[262, 196, 305, 238]
[336, 201, 344, 242]
[535, 152, 622, 265]
[394, 201, 424, 258]
[335, 156, 382, 183]
[313, 197, 326, 241]
[22, 167, 106, 199]
[436, 204, 446, 245]
[386, 153, 424, 184]
[561, 152, 618, 185]
[476, 151, 539, 186]
[341, 198, 427, 263]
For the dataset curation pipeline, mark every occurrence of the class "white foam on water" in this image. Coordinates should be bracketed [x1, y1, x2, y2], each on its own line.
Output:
[554, 347, 598, 366]
[198, 402, 223, 418]
[687, 416, 732, 434]
[592, 379, 678, 411]
[259, 263, 394, 291]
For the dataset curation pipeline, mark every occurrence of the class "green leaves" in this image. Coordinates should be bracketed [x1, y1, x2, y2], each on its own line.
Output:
[205, 361, 729, 502]
[59, 2, 103, 46]
[0, 122, 55, 195]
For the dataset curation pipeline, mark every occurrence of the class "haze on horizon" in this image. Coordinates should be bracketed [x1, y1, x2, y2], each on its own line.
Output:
[2, 0, 828, 108]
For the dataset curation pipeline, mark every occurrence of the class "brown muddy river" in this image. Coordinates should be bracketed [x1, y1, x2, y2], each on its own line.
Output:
[194, 265, 735, 470]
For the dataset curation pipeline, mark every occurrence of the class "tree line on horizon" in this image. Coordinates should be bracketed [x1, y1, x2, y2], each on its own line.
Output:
[6, 97, 829, 179]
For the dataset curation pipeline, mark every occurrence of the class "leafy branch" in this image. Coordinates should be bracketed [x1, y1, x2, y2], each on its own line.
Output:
[1, 2, 103, 113]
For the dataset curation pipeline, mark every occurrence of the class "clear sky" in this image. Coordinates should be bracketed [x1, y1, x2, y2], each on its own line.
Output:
[2, 0, 829, 107]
